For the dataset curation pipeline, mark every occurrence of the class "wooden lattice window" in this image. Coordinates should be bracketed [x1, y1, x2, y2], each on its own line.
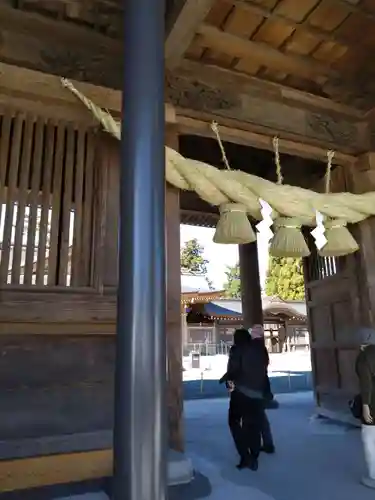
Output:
[0, 111, 96, 287]
[307, 254, 339, 281]
[302, 228, 346, 282]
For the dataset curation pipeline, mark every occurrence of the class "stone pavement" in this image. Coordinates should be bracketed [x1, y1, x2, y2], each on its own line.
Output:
[184, 392, 374, 500]
[59, 392, 374, 499]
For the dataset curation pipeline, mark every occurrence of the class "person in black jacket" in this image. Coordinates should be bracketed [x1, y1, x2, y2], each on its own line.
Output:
[220, 328, 268, 471]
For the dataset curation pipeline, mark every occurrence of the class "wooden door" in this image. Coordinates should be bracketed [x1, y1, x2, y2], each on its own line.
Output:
[303, 245, 360, 417]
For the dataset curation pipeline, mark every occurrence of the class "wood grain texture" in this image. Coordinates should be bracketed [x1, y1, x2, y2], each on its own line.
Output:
[304, 215, 361, 416]
[166, 70, 364, 152]
[165, 126, 184, 452]
[239, 242, 263, 328]
[0, 335, 114, 441]
[165, 0, 216, 69]
[348, 153, 375, 328]
[0, 63, 176, 124]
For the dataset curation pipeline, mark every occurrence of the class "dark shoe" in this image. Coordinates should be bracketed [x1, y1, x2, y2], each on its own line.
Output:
[248, 456, 259, 471]
[261, 445, 275, 454]
[236, 457, 249, 470]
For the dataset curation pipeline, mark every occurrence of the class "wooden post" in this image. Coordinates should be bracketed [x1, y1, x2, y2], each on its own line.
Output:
[181, 308, 188, 353]
[165, 125, 184, 451]
[239, 241, 263, 328]
[96, 134, 120, 288]
[349, 153, 375, 327]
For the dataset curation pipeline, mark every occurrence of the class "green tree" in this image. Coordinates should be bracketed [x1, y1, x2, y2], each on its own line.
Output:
[265, 257, 305, 300]
[180, 238, 208, 275]
[223, 262, 241, 298]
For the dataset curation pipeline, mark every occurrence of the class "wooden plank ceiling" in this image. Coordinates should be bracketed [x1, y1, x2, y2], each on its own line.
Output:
[166, 0, 375, 110]
[0, 0, 372, 156]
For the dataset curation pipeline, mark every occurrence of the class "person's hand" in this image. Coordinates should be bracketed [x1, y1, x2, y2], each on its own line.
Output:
[363, 404, 373, 424]
[227, 381, 235, 393]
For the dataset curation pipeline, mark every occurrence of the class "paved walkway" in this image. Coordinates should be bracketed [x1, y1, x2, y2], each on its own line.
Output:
[183, 352, 312, 400]
[184, 392, 373, 500]
[61, 392, 372, 499]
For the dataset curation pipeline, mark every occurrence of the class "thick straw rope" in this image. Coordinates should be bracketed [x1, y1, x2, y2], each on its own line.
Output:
[61, 78, 375, 228]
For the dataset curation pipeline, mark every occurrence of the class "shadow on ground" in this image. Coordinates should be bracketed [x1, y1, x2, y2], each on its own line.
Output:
[183, 371, 312, 400]
[184, 392, 371, 500]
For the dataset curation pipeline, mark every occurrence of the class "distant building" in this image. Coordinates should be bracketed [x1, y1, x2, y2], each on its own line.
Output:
[181, 275, 308, 354]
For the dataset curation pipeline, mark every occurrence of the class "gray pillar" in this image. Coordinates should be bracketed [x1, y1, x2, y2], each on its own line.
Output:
[239, 242, 263, 328]
[113, 0, 166, 498]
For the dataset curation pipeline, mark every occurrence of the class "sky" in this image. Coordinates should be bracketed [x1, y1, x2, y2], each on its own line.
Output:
[180, 224, 269, 291]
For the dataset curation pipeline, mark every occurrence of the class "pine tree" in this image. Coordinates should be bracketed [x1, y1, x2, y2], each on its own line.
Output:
[180, 238, 208, 275]
[223, 262, 241, 299]
[265, 257, 305, 300]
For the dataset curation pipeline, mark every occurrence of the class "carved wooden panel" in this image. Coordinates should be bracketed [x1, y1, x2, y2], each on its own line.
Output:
[165, 72, 360, 148]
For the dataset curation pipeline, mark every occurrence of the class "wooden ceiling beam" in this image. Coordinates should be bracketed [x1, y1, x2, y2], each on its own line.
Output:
[0, 63, 176, 124]
[337, 0, 375, 22]
[0, 4, 123, 90]
[165, 0, 216, 70]
[178, 59, 363, 119]
[166, 65, 366, 156]
[234, 0, 360, 48]
[0, 3, 366, 153]
[197, 25, 339, 81]
[0, 3, 116, 49]
[177, 115, 356, 165]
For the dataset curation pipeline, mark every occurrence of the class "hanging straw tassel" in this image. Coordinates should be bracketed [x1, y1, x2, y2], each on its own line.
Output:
[269, 138, 309, 257]
[317, 151, 359, 257]
[211, 122, 255, 244]
[318, 219, 359, 257]
[213, 203, 256, 244]
[269, 217, 310, 257]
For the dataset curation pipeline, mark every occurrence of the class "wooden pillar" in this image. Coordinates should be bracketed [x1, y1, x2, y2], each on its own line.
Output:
[349, 153, 375, 327]
[97, 134, 120, 288]
[165, 126, 184, 451]
[181, 308, 188, 351]
[239, 241, 263, 328]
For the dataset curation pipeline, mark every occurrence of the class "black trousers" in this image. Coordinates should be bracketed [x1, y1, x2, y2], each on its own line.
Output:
[260, 411, 274, 449]
[228, 391, 265, 460]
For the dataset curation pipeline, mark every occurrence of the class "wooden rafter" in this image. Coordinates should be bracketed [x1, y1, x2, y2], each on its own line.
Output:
[0, 3, 115, 48]
[234, 0, 359, 49]
[177, 115, 357, 165]
[336, 0, 375, 22]
[197, 24, 339, 81]
[0, 63, 176, 124]
[178, 59, 363, 118]
[165, 0, 216, 69]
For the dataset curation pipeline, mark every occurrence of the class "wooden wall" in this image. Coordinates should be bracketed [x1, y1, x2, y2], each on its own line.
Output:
[0, 335, 114, 442]
[0, 104, 183, 475]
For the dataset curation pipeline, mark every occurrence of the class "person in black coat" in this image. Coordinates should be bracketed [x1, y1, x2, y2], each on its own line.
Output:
[220, 328, 268, 471]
